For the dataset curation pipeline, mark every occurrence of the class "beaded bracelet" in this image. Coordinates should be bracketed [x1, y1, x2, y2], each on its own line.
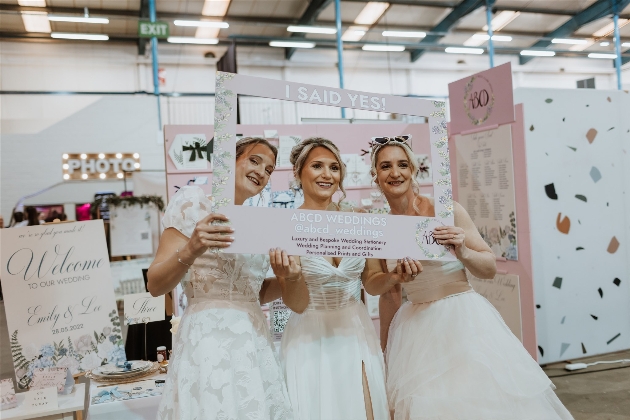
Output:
[176, 249, 193, 269]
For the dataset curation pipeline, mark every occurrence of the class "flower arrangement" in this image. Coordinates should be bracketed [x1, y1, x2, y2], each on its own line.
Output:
[11, 309, 125, 389]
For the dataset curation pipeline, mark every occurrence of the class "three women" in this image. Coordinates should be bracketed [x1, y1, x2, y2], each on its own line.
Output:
[150, 134, 572, 420]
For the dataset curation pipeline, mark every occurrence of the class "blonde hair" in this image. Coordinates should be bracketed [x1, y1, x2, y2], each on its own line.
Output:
[290, 137, 347, 206]
[370, 141, 422, 211]
[236, 137, 278, 163]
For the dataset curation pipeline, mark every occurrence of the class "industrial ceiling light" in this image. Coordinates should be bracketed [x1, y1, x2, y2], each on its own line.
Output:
[600, 41, 610, 46]
[362, 44, 405, 51]
[287, 26, 336, 34]
[51, 32, 109, 40]
[520, 50, 555, 56]
[196, 0, 231, 39]
[483, 11, 520, 32]
[623, 42, 630, 47]
[382, 30, 426, 38]
[551, 38, 588, 45]
[472, 33, 512, 42]
[174, 20, 229, 28]
[168, 37, 219, 44]
[48, 8, 108, 25]
[269, 41, 315, 48]
[588, 53, 617, 59]
[445, 47, 484, 54]
[48, 15, 109, 23]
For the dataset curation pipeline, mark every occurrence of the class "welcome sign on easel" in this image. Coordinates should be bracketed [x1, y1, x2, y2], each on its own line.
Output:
[0, 220, 125, 388]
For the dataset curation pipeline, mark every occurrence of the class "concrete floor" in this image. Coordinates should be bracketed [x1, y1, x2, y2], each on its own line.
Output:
[544, 350, 630, 419]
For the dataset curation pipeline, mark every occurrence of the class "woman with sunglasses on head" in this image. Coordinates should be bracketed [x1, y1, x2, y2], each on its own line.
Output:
[363, 136, 573, 420]
[149, 137, 294, 420]
[269, 137, 389, 420]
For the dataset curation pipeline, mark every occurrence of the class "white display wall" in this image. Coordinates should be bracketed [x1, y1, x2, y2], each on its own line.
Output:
[515, 88, 630, 364]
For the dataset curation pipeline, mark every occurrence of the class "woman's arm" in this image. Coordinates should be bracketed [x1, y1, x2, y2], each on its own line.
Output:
[362, 258, 422, 296]
[433, 201, 497, 279]
[362, 259, 418, 350]
[269, 249, 310, 314]
[259, 278, 282, 305]
[379, 284, 402, 352]
[147, 213, 234, 297]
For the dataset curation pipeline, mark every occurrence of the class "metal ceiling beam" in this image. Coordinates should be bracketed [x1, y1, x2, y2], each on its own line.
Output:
[408, 0, 485, 62]
[3, 2, 630, 21]
[286, 0, 335, 59]
[2, 30, 630, 61]
[343, 0, 459, 7]
[0, 4, 299, 25]
[342, 0, 593, 16]
[520, 0, 630, 65]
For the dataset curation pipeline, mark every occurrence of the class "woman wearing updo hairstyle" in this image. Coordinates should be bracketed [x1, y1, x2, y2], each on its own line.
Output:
[150, 137, 294, 420]
[269, 137, 389, 420]
[362, 136, 573, 420]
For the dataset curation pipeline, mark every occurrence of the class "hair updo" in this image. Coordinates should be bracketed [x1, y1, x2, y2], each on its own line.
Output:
[290, 137, 347, 206]
[370, 140, 422, 198]
[235, 137, 278, 163]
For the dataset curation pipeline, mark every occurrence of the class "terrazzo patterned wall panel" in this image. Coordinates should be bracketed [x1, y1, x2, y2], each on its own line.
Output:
[514, 88, 630, 364]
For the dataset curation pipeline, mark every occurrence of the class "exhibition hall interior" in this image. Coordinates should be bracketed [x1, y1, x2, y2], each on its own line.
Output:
[1, 0, 629, 419]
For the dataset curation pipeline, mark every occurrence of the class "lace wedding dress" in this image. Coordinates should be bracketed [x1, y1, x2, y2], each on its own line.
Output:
[385, 260, 573, 420]
[280, 257, 389, 420]
[157, 186, 293, 420]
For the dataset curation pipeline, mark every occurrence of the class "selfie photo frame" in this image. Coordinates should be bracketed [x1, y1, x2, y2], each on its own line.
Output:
[213, 72, 454, 260]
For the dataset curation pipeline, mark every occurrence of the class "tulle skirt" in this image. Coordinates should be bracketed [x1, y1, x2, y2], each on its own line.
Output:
[281, 301, 389, 420]
[157, 299, 293, 420]
[386, 291, 573, 420]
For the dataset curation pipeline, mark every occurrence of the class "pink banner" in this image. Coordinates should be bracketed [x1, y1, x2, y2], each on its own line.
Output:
[448, 62, 515, 135]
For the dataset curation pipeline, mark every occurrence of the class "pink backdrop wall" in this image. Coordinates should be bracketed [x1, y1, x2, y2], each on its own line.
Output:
[165, 123, 433, 202]
[449, 104, 538, 360]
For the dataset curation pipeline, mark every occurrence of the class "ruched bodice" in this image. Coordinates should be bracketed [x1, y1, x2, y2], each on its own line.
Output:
[301, 257, 364, 310]
[386, 260, 472, 304]
[163, 186, 269, 303]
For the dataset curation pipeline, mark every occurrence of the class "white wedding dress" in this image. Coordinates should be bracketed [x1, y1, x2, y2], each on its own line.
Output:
[385, 260, 573, 420]
[157, 186, 293, 420]
[280, 257, 389, 420]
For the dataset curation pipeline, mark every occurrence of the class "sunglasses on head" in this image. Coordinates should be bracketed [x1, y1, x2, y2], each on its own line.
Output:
[370, 135, 412, 148]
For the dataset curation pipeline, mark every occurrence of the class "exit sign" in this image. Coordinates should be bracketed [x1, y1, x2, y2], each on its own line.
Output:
[138, 21, 169, 38]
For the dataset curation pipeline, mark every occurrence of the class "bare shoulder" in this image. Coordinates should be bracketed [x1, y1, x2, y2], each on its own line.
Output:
[453, 201, 474, 227]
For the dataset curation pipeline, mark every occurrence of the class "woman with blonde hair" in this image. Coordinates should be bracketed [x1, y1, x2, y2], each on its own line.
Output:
[363, 136, 573, 420]
[270, 137, 389, 420]
[150, 137, 295, 420]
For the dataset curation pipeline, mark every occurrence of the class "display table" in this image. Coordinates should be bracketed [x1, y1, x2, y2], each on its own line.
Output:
[1, 384, 86, 420]
[85, 372, 164, 420]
